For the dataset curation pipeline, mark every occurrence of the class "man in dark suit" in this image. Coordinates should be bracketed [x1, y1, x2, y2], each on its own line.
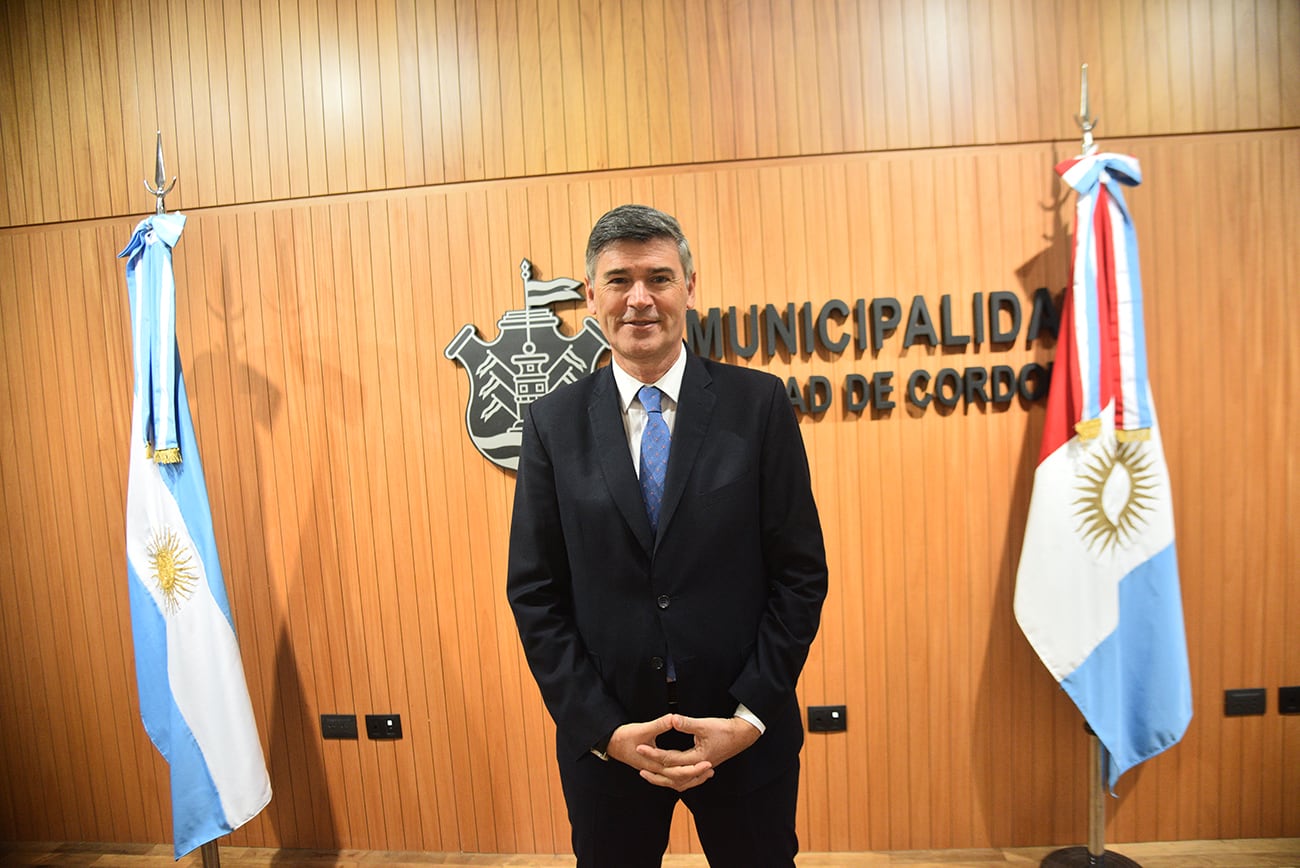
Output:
[507, 205, 828, 867]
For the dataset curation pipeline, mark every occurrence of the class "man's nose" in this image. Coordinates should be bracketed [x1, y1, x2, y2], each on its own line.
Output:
[626, 280, 652, 307]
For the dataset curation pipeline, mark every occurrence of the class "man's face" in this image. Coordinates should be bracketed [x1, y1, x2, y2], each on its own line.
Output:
[586, 237, 697, 378]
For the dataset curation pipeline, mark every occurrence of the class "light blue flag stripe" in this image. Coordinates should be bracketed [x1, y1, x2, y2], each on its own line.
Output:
[1061, 543, 1193, 788]
[128, 560, 231, 855]
[158, 366, 236, 628]
[1079, 203, 1103, 423]
[1118, 191, 1153, 430]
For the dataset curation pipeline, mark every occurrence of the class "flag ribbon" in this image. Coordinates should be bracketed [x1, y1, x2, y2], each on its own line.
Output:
[1057, 153, 1153, 440]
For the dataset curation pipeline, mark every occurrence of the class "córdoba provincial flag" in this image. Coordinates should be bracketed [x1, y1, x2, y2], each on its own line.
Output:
[120, 213, 271, 857]
[1014, 152, 1192, 789]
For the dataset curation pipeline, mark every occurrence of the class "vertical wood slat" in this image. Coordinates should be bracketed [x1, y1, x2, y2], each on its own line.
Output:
[16, 232, 80, 840]
[50, 231, 111, 841]
[94, 0, 129, 217]
[312, 202, 359, 845]
[475, 1, 506, 181]
[639, 0, 667, 165]
[296, 5, 325, 198]
[392, 0, 423, 187]
[432, 0, 463, 182]
[0, 238, 50, 837]
[1283, 133, 1300, 841]
[590, 1, 622, 170]
[832, 0, 865, 154]
[451, 0, 484, 181]
[395, 194, 452, 847]
[681, 0, 713, 162]
[412, 0, 444, 186]
[46, 3, 82, 219]
[333, 3, 366, 192]
[240, 0, 271, 203]
[1283, 0, 1300, 128]
[257, 0, 290, 200]
[356, 1, 387, 190]
[221, 0, 253, 205]
[23, 3, 57, 221]
[0, 10, 19, 225]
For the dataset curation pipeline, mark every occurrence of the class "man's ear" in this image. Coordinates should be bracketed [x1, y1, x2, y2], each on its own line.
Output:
[585, 280, 597, 314]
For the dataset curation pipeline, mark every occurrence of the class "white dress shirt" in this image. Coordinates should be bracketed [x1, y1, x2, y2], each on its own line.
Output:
[610, 348, 686, 478]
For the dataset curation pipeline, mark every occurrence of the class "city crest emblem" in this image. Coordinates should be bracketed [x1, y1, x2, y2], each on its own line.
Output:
[445, 259, 609, 471]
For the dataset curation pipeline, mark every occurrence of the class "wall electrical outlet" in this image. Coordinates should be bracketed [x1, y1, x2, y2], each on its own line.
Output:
[808, 705, 847, 732]
[1278, 686, 1300, 715]
[321, 714, 358, 739]
[365, 714, 403, 740]
[1224, 688, 1266, 717]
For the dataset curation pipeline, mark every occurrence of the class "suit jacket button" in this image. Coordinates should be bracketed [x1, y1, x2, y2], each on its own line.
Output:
[657, 595, 671, 609]
[651, 656, 665, 671]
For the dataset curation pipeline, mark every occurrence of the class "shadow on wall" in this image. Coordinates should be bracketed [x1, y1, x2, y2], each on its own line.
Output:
[969, 158, 1066, 845]
[189, 241, 341, 853]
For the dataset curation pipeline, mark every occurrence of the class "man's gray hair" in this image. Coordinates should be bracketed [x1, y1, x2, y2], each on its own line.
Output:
[584, 204, 694, 282]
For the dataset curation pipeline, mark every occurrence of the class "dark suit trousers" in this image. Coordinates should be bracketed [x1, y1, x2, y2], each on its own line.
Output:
[560, 757, 800, 868]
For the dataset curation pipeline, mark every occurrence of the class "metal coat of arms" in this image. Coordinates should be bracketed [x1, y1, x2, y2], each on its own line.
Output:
[444, 259, 609, 471]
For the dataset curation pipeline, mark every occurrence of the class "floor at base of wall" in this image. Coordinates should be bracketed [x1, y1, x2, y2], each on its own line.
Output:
[1, 838, 1298, 867]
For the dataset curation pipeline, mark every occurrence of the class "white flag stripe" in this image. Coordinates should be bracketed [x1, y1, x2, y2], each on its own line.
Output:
[1072, 190, 1098, 420]
[1109, 193, 1142, 429]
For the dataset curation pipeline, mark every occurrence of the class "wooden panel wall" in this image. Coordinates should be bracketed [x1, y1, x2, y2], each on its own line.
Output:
[2, 0, 1299, 227]
[1, 0, 1298, 857]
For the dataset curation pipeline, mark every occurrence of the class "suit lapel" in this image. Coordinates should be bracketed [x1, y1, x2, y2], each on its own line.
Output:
[657, 352, 714, 548]
[590, 368, 656, 552]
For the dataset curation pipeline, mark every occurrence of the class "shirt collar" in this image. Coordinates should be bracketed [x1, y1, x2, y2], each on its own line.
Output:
[611, 345, 687, 411]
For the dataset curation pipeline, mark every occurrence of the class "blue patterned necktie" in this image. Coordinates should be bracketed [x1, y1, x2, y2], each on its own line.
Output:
[638, 385, 671, 534]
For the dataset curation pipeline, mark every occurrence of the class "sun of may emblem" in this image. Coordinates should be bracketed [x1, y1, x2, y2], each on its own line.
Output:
[1072, 436, 1158, 555]
[147, 526, 199, 613]
[1072, 436, 1158, 556]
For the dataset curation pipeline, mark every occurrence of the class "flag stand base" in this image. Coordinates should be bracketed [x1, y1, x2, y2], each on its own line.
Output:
[1040, 847, 1141, 868]
[1039, 729, 1141, 868]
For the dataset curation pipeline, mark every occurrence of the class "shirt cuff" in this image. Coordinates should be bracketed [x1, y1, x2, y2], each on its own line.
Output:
[734, 702, 766, 735]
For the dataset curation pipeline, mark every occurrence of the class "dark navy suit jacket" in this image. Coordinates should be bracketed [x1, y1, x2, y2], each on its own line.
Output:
[506, 350, 828, 795]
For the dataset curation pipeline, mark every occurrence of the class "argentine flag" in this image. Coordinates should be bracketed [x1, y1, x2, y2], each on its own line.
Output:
[121, 214, 271, 857]
[1015, 153, 1192, 789]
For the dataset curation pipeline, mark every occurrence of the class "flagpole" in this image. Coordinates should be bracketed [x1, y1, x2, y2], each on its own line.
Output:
[1040, 727, 1140, 867]
[126, 133, 271, 862]
[1074, 63, 1099, 156]
[1021, 61, 1191, 868]
[200, 841, 221, 867]
[145, 133, 220, 868]
[1037, 66, 1137, 868]
[1087, 734, 1104, 857]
